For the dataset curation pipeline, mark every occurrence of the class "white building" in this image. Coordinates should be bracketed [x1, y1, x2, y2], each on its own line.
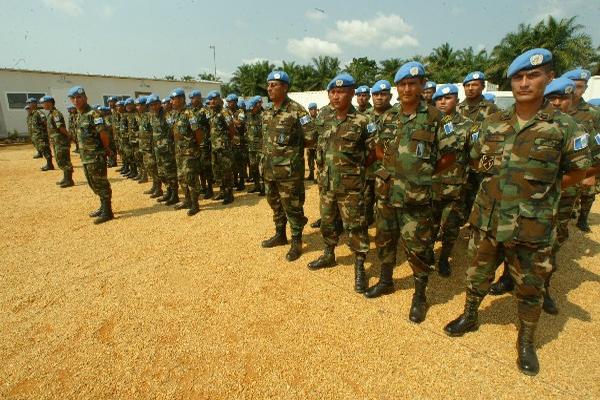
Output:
[0, 68, 221, 137]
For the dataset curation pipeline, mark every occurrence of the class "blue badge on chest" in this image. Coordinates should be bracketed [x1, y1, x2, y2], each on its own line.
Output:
[574, 133, 589, 151]
[277, 131, 287, 145]
[443, 122, 454, 135]
[471, 131, 479, 143]
[416, 142, 425, 157]
[367, 122, 377, 134]
[299, 115, 311, 126]
[595, 133, 600, 146]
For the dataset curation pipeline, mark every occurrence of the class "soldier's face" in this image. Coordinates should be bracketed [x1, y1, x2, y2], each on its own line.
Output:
[309, 109, 318, 118]
[436, 94, 458, 115]
[117, 105, 124, 112]
[547, 94, 572, 113]
[396, 77, 423, 105]
[356, 93, 370, 107]
[108, 101, 116, 109]
[72, 94, 87, 110]
[329, 87, 354, 112]
[136, 104, 146, 113]
[573, 80, 587, 100]
[511, 67, 554, 104]
[41, 102, 52, 110]
[227, 100, 237, 110]
[422, 88, 435, 101]
[267, 81, 287, 103]
[162, 103, 172, 112]
[126, 104, 135, 112]
[372, 91, 392, 110]
[191, 97, 202, 107]
[171, 96, 185, 110]
[464, 80, 484, 100]
[150, 102, 162, 113]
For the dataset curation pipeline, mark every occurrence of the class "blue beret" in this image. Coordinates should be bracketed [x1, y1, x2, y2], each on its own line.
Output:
[424, 81, 437, 90]
[483, 93, 496, 102]
[170, 88, 185, 98]
[507, 48, 552, 78]
[25, 97, 38, 104]
[161, 97, 171, 104]
[371, 80, 392, 94]
[246, 96, 261, 110]
[124, 98, 135, 106]
[267, 70, 290, 84]
[561, 68, 591, 82]
[253, 95, 262, 103]
[189, 90, 202, 99]
[588, 98, 600, 107]
[432, 84, 459, 101]
[206, 90, 221, 100]
[394, 61, 425, 83]
[225, 93, 238, 102]
[40, 95, 54, 103]
[146, 94, 161, 104]
[237, 98, 245, 107]
[355, 85, 370, 95]
[93, 105, 101, 110]
[327, 73, 356, 91]
[115, 101, 123, 107]
[463, 71, 485, 84]
[24, 104, 31, 110]
[100, 106, 110, 112]
[134, 96, 147, 105]
[307, 102, 317, 109]
[67, 86, 85, 97]
[107, 96, 117, 102]
[544, 77, 576, 97]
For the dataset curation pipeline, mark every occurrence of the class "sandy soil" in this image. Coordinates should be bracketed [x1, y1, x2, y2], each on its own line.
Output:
[1, 144, 599, 399]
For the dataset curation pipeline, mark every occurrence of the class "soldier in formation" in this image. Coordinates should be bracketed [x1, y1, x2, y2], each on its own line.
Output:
[40, 95, 74, 187]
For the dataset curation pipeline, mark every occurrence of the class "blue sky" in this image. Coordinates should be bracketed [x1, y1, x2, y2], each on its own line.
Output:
[1, 0, 598, 81]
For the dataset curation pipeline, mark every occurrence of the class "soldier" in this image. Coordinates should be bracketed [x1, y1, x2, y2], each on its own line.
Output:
[116, 100, 132, 176]
[261, 70, 315, 261]
[68, 86, 115, 224]
[246, 96, 265, 195]
[162, 97, 172, 112]
[189, 90, 214, 198]
[105, 97, 118, 167]
[138, 95, 162, 198]
[123, 98, 138, 179]
[134, 97, 149, 183]
[422, 81, 436, 104]
[25, 98, 43, 159]
[305, 102, 319, 182]
[364, 61, 455, 325]
[27, 98, 54, 171]
[561, 68, 600, 232]
[355, 85, 372, 114]
[40, 95, 74, 188]
[307, 73, 371, 292]
[364, 80, 394, 226]
[66, 105, 80, 154]
[206, 90, 235, 204]
[226, 93, 247, 191]
[483, 93, 496, 104]
[431, 84, 472, 277]
[169, 88, 206, 216]
[443, 49, 590, 376]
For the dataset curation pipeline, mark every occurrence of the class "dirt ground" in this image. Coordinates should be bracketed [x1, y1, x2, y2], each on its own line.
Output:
[1, 144, 599, 399]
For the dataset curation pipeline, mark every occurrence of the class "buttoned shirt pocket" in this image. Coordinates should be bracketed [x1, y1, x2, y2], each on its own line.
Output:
[409, 129, 435, 160]
[478, 134, 505, 174]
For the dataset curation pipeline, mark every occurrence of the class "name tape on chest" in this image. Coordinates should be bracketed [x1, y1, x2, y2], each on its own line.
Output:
[299, 115, 311, 126]
[93, 117, 104, 125]
[443, 122, 454, 135]
[574, 133, 589, 151]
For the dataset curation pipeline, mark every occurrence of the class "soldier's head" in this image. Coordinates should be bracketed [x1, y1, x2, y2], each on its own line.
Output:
[189, 90, 202, 107]
[161, 97, 172, 112]
[508, 49, 554, 105]
[544, 77, 575, 113]
[225, 93, 238, 110]
[327, 73, 355, 112]
[422, 81, 436, 103]
[432, 84, 459, 115]
[25, 97, 38, 110]
[307, 102, 318, 118]
[394, 61, 426, 106]
[355, 86, 371, 108]
[107, 96, 117, 109]
[25, 104, 33, 114]
[483, 93, 496, 104]
[146, 94, 162, 113]
[463, 71, 485, 101]
[266, 70, 290, 104]
[206, 90, 222, 110]
[169, 88, 186, 110]
[371, 80, 392, 112]
[40, 95, 55, 111]
[67, 86, 87, 111]
[115, 101, 124, 112]
[560, 68, 591, 102]
[250, 96, 263, 114]
[135, 96, 148, 112]
[124, 97, 135, 112]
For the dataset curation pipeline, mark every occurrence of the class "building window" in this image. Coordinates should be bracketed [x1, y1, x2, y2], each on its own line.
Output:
[134, 91, 152, 98]
[102, 95, 130, 106]
[6, 93, 45, 109]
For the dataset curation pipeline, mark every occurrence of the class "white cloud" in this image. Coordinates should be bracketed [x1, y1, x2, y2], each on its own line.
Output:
[328, 13, 418, 50]
[42, 0, 83, 16]
[101, 5, 114, 18]
[305, 9, 327, 21]
[287, 37, 342, 60]
[241, 57, 283, 66]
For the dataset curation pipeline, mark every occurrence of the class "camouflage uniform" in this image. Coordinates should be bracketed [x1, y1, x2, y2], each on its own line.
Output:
[150, 108, 178, 190]
[108, 109, 120, 163]
[364, 106, 391, 225]
[46, 108, 73, 172]
[118, 111, 133, 167]
[171, 108, 204, 197]
[262, 97, 315, 237]
[191, 106, 213, 189]
[29, 109, 51, 159]
[246, 107, 264, 191]
[465, 105, 590, 323]
[208, 105, 235, 196]
[139, 111, 159, 183]
[127, 111, 140, 170]
[231, 107, 248, 187]
[67, 111, 79, 152]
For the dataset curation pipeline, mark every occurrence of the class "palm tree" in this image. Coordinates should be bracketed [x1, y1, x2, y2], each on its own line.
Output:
[311, 56, 341, 90]
[378, 58, 404, 82]
[426, 43, 460, 83]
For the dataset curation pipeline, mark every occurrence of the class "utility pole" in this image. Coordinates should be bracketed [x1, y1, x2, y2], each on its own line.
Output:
[209, 45, 217, 79]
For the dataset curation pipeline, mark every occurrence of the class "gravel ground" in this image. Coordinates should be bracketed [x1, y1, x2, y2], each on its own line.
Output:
[1, 145, 599, 399]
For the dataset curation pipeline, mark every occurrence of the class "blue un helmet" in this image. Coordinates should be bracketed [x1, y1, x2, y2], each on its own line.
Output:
[432, 84, 459, 101]
[206, 90, 221, 100]
[170, 88, 185, 98]
[225, 93, 238, 102]
[507, 48, 552, 78]
[67, 86, 85, 98]
[327, 73, 356, 91]
[267, 70, 290, 85]
[189, 90, 202, 99]
[40, 95, 54, 103]
[371, 80, 392, 94]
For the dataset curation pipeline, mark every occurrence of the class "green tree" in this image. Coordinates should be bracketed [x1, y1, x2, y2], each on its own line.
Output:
[164, 75, 175, 80]
[378, 58, 404, 82]
[456, 47, 491, 80]
[198, 73, 220, 81]
[344, 57, 379, 87]
[426, 42, 461, 83]
[180, 75, 195, 81]
[230, 60, 275, 96]
[311, 56, 341, 90]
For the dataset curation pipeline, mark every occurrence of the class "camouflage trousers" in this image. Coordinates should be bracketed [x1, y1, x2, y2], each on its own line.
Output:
[232, 145, 248, 181]
[134, 144, 143, 169]
[320, 189, 369, 255]
[466, 228, 552, 322]
[579, 184, 596, 215]
[364, 179, 376, 224]
[248, 150, 263, 186]
[306, 149, 316, 174]
[199, 146, 213, 182]
[265, 178, 308, 237]
[119, 135, 133, 164]
[432, 198, 464, 249]
[32, 133, 51, 157]
[212, 149, 233, 190]
[141, 148, 159, 181]
[154, 147, 177, 187]
[462, 171, 482, 224]
[52, 140, 73, 172]
[83, 157, 111, 201]
[375, 202, 435, 278]
[176, 154, 200, 196]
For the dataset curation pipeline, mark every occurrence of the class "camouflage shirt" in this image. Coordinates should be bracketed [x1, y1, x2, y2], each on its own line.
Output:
[457, 95, 499, 122]
[138, 112, 154, 151]
[365, 106, 392, 179]
[369, 101, 444, 207]
[75, 104, 108, 164]
[207, 106, 233, 151]
[171, 108, 202, 157]
[469, 104, 591, 244]
[190, 106, 210, 147]
[149, 108, 175, 156]
[67, 112, 78, 136]
[109, 110, 120, 138]
[572, 98, 600, 167]
[261, 96, 316, 181]
[245, 109, 263, 152]
[46, 108, 69, 146]
[316, 105, 370, 193]
[127, 112, 139, 144]
[28, 109, 47, 138]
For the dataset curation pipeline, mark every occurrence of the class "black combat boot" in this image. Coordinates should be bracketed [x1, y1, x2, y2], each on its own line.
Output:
[41, 154, 55, 171]
[542, 278, 558, 315]
[204, 181, 214, 199]
[158, 186, 172, 202]
[56, 171, 66, 185]
[437, 244, 452, 278]
[165, 186, 180, 206]
[222, 189, 234, 205]
[126, 164, 137, 179]
[286, 235, 303, 261]
[60, 170, 74, 188]
[137, 170, 148, 183]
[144, 181, 157, 195]
[310, 219, 322, 228]
[120, 163, 130, 176]
[214, 187, 225, 201]
[247, 184, 260, 193]
[33, 151, 42, 159]
[576, 210, 591, 233]
[187, 191, 200, 216]
[444, 293, 482, 336]
[354, 255, 367, 293]
[409, 276, 428, 323]
[489, 265, 514, 295]
[199, 177, 207, 194]
[517, 319, 540, 376]
[175, 189, 191, 210]
[236, 177, 245, 191]
[88, 201, 103, 218]
[150, 182, 163, 199]
[364, 263, 394, 298]
[306, 170, 314, 181]
[307, 246, 336, 270]
[94, 198, 114, 224]
[261, 226, 288, 248]
[258, 184, 265, 196]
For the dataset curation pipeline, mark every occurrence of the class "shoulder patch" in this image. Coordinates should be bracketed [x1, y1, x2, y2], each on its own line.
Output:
[443, 122, 454, 135]
[299, 115, 311, 126]
[574, 133, 589, 151]
[93, 117, 104, 125]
